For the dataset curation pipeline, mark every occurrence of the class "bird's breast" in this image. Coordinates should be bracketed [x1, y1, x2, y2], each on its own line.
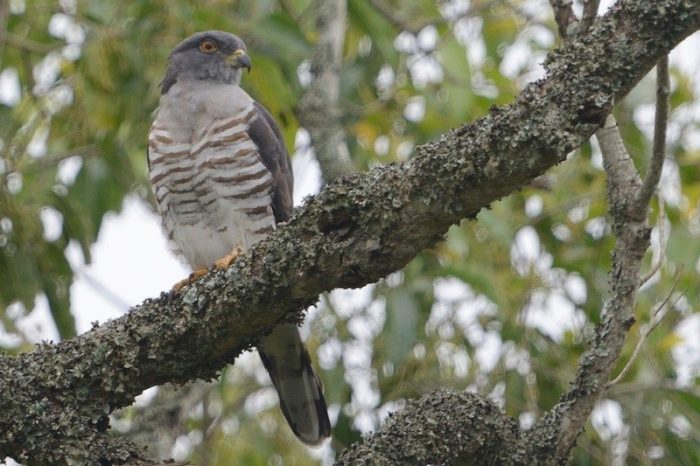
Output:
[148, 90, 275, 268]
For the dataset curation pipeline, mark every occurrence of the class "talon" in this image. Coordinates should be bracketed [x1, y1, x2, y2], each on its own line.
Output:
[214, 246, 244, 270]
[172, 268, 208, 292]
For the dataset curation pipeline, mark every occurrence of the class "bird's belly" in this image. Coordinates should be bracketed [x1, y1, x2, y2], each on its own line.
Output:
[152, 123, 276, 270]
[160, 189, 275, 269]
[169, 214, 247, 268]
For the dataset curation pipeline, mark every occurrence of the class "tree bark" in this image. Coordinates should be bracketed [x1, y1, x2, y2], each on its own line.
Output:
[297, 0, 354, 182]
[0, 0, 698, 464]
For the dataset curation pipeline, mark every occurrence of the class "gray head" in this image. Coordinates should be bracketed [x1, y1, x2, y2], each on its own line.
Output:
[161, 31, 251, 94]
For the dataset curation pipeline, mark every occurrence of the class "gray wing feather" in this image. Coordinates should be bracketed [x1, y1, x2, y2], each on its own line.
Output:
[247, 101, 331, 444]
[247, 102, 294, 223]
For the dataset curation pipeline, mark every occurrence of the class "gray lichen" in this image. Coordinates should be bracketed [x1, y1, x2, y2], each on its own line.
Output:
[336, 390, 519, 466]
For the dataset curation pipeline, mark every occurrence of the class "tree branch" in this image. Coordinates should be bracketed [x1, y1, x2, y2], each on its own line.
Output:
[637, 56, 670, 208]
[522, 5, 676, 464]
[1, 0, 698, 464]
[581, 0, 601, 33]
[521, 107, 663, 463]
[296, 0, 354, 182]
[549, 0, 578, 37]
[336, 389, 519, 465]
[607, 273, 682, 388]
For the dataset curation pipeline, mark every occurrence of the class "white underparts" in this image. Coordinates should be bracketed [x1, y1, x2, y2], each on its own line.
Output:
[148, 81, 275, 269]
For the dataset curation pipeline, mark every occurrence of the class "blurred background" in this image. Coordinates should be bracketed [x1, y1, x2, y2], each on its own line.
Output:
[1, 0, 700, 464]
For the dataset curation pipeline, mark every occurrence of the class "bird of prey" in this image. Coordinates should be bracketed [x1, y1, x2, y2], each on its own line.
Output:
[147, 30, 331, 445]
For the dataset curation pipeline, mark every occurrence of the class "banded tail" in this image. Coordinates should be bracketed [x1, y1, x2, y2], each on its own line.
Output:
[259, 324, 331, 445]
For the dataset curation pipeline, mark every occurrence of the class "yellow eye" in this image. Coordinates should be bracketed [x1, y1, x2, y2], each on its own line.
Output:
[199, 40, 218, 53]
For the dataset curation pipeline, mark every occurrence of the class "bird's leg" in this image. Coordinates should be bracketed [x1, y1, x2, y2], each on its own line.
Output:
[214, 245, 244, 270]
[172, 268, 209, 292]
[172, 246, 244, 292]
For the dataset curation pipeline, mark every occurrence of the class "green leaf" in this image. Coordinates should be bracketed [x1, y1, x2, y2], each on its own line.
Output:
[254, 13, 311, 62]
[39, 242, 76, 339]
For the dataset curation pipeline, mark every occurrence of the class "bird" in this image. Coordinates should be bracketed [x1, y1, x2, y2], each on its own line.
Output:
[147, 30, 331, 445]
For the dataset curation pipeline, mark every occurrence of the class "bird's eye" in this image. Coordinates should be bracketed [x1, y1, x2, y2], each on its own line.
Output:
[199, 40, 218, 53]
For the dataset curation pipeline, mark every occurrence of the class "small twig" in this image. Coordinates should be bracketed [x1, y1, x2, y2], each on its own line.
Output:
[15, 146, 100, 174]
[0, 32, 61, 54]
[637, 56, 670, 209]
[639, 198, 666, 286]
[549, 0, 578, 38]
[608, 379, 700, 399]
[580, 0, 601, 33]
[550, 0, 598, 39]
[606, 272, 683, 388]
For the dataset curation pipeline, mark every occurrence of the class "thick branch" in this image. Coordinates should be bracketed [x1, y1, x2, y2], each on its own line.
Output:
[0, 0, 698, 464]
[336, 389, 519, 466]
[296, 0, 354, 182]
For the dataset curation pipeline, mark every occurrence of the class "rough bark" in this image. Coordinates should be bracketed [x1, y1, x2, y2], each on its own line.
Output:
[511, 5, 664, 465]
[0, 0, 698, 464]
[336, 390, 519, 466]
[297, 0, 354, 182]
[519, 115, 650, 464]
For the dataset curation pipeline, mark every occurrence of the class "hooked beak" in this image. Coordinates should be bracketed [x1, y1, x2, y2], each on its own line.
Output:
[226, 49, 251, 72]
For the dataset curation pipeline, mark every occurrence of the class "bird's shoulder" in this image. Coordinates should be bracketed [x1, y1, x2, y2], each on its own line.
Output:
[246, 101, 294, 222]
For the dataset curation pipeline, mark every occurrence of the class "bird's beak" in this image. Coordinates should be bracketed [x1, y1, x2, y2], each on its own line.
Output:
[227, 49, 251, 72]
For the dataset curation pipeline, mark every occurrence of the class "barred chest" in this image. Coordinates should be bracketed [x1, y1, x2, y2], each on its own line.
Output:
[148, 81, 276, 268]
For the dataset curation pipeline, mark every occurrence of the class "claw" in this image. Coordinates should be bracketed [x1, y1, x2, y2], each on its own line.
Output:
[172, 246, 244, 292]
[214, 246, 244, 270]
[172, 268, 208, 292]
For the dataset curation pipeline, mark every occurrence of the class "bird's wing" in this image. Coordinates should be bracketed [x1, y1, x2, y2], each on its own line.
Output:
[246, 102, 294, 223]
[246, 102, 331, 445]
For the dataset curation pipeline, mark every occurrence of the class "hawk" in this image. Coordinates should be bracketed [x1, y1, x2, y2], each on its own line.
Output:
[148, 31, 331, 445]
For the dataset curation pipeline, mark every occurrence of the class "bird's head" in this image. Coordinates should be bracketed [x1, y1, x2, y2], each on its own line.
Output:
[161, 31, 251, 94]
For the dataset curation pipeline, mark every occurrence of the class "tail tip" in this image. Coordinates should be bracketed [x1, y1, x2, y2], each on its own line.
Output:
[293, 416, 332, 446]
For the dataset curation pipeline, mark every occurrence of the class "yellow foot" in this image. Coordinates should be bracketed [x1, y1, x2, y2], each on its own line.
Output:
[214, 246, 244, 270]
[172, 268, 208, 292]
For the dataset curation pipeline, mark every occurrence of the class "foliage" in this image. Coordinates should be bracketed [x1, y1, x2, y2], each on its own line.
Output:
[1, 0, 699, 464]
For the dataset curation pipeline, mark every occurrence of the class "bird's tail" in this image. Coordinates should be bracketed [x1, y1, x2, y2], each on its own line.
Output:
[258, 323, 331, 445]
